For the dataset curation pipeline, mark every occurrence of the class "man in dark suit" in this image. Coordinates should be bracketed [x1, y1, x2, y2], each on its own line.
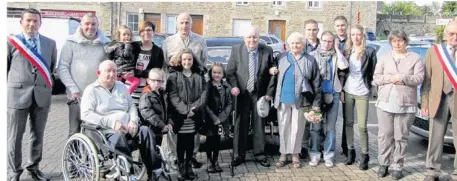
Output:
[226, 27, 275, 167]
[7, 8, 57, 181]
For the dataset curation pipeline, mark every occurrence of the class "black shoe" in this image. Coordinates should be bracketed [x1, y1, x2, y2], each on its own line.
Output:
[341, 147, 348, 157]
[177, 161, 186, 181]
[231, 156, 245, 167]
[207, 164, 216, 173]
[214, 162, 223, 172]
[377, 165, 388, 178]
[299, 148, 309, 159]
[256, 157, 271, 167]
[345, 149, 356, 165]
[9, 174, 20, 181]
[423, 175, 439, 181]
[28, 170, 51, 181]
[190, 157, 202, 168]
[186, 160, 197, 180]
[359, 154, 369, 170]
[391, 170, 403, 180]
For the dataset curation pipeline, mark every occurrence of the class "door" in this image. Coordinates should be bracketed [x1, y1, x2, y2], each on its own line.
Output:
[191, 15, 204, 35]
[232, 19, 252, 36]
[269, 20, 286, 41]
[144, 13, 161, 33]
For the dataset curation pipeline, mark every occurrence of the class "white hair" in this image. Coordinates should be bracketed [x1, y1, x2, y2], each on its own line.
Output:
[286, 32, 306, 46]
[243, 26, 260, 38]
[98, 60, 116, 71]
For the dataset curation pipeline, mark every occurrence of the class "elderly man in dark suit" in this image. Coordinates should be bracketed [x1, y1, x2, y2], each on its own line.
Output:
[226, 26, 275, 167]
[7, 8, 57, 181]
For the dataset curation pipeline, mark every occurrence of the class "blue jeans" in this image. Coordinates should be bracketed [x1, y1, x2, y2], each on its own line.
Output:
[310, 92, 340, 161]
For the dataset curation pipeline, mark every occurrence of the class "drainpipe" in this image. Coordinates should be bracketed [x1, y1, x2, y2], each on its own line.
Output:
[117, 2, 121, 27]
[349, 1, 353, 25]
[110, 2, 113, 36]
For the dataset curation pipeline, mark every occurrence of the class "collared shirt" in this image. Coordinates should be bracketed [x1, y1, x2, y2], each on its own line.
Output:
[338, 37, 347, 53]
[181, 33, 191, 47]
[22, 32, 41, 54]
[305, 39, 319, 53]
[446, 44, 457, 61]
[80, 80, 139, 130]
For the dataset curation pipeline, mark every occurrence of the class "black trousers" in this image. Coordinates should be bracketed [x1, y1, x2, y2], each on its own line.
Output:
[106, 126, 161, 175]
[341, 101, 348, 154]
[205, 135, 221, 164]
[177, 133, 195, 162]
[233, 90, 265, 159]
[68, 101, 82, 137]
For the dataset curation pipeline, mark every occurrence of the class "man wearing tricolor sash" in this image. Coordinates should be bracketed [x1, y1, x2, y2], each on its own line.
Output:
[7, 8, 57, 181]
[421, 21, 457, 181]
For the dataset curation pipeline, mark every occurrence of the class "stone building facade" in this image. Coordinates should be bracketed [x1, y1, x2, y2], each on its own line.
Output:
[7, 1, 377, 39]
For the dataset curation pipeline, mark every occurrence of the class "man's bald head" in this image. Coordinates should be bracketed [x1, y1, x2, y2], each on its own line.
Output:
[177, 12, 192, 36]
[445, 21, 457, 47]
[99, 60, 116, 71]
[243, 26, 261, 51]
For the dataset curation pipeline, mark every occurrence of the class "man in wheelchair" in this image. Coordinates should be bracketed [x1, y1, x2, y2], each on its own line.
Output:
[80, 60, 161, 181]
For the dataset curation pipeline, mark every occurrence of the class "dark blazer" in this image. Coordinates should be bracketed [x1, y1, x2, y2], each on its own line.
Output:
[7, 34, 57, 109]
[131, 41, 165, 78]
[226, 43, 276, 97]
[139, 88, 167, 134]
[338, 46, 378, 95]
[203, 81, 233, 136]
[166, 70, 207, 133]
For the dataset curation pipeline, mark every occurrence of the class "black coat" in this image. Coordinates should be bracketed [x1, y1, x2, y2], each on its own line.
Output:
[226, 43, 276, 97]
[338, 46, 378, 97]
[202, 81, 233, 137]
[166, 70, 207, 133]
[131, 41, 165, 78]
[138, 88, 167, 135]
[104, 41, 135, 76]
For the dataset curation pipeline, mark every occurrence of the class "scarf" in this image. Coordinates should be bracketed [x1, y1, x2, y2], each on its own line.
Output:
[315, 46, 335, 80]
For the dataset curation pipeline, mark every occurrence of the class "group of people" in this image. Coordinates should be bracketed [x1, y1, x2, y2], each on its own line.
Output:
[6, 7, 457, 181]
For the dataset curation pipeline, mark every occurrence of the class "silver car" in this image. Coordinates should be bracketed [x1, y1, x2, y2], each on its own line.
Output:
[260, 34, 286, 58]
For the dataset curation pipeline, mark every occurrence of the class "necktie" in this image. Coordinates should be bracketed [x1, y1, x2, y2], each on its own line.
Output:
[29, 37, 37, 52]
[451, 47, 456, 62]
[247, 51, 255, 92]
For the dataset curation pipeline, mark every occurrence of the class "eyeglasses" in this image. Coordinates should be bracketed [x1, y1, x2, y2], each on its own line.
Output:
[148, 78, 164, 83]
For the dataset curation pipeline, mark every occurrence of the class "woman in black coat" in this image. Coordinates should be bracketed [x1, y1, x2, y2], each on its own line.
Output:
[166, 48, 207, 181]
[202, 63, 233, 173]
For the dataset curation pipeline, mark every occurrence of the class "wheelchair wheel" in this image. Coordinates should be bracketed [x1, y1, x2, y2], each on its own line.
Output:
[131, 149, 146, 180]
[62, 133, 100, 181]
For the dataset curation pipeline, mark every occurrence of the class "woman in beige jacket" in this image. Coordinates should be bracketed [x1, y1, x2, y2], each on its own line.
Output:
[372, 29, 424, 180]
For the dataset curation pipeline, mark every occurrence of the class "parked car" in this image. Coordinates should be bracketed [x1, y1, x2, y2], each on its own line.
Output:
[133, 32, 170, 48]
[260, 34, 286, 58]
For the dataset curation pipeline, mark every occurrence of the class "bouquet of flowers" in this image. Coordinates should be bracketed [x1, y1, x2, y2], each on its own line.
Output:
[304, 111, 323, 123]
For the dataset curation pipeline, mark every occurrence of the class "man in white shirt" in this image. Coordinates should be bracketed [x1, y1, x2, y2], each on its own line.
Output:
[80, 60, 160, 181]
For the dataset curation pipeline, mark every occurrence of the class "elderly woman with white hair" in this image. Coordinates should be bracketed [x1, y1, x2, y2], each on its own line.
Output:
[268, 32, 321, 168]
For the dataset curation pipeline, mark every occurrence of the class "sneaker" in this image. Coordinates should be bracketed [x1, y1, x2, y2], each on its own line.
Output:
[309, 158, 319, 167]
[324, 160, 334, 168]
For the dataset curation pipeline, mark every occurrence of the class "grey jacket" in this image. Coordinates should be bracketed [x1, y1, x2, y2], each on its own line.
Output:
[373, 51, 424, 106]
[7, 34, 57, 109]
[271, 52, 322, 109]
[57, 27, 109, 99]
[162, 32, 207, 67]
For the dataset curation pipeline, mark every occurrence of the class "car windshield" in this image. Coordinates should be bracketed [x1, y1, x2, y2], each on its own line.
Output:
[207, 48, 231, 64]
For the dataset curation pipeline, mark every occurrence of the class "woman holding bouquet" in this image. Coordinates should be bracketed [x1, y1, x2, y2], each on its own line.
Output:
[269, 32, 321, 168]
[308, 31, 349, 168]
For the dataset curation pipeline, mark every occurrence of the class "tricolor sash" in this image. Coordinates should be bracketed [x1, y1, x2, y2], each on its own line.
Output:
[435, 43, 457, 90]
[8, 34, 52, 88]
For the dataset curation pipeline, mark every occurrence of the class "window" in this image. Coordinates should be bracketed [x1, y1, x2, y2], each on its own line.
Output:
[127, 13, 139, 33]
[308, 1, 321, 8]
[271, 37, 280, 43]
[236, 1, 249, 6]
[260, 36, 272, 44]
[232, 19, 252, 36]
[166, 15, 177, 34]
[7, 8, 25, 18]
[273, 1, 283, 6]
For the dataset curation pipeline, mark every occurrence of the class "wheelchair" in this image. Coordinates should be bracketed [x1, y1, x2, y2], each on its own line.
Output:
[61, 122, 172, 181]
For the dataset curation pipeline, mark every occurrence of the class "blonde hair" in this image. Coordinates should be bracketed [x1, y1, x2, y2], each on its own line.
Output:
[345, 24, 366, 60]
[169, 48, 195, 67]
[148, 68, 166, 81]
[114, 25, 132, 42]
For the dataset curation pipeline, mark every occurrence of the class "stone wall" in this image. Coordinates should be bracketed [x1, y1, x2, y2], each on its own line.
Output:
[376, 14, 457, 36]
[7, 2, 378, 38]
